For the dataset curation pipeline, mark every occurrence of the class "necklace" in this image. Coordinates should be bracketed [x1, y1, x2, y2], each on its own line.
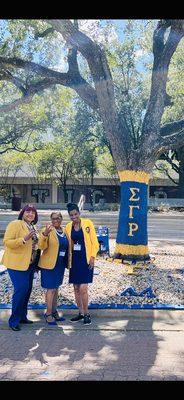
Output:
[55, 228, 64, 237]
[24, 221, 32, 229]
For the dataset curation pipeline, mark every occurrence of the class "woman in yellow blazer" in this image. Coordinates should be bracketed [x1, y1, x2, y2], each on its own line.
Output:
[1, 204, 39, 331]
[65, 203, 99, 325]
[38, 212, 68, 325]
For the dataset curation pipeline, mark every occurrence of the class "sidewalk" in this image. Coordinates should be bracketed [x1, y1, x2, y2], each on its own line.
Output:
[0, 309, 184, 381]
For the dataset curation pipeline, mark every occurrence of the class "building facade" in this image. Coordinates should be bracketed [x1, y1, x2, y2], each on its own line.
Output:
[0, 168, 180, 209]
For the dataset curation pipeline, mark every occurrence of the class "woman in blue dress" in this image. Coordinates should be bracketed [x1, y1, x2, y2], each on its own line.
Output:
[65, 203, 99, 325]
[38, 212, 68, 325]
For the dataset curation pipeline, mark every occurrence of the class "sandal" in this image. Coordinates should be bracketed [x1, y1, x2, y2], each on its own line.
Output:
[44, 313, 57, 325]
[52, 310, 65, 322]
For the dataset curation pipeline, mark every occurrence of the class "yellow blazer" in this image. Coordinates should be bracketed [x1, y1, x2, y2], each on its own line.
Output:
[38, 228, 68, 269]
[1, 220, 33, 271]
[65, 218, 99, 268]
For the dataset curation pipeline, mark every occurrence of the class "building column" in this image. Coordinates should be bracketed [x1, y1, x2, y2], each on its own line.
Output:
[52, 183, 58, 204]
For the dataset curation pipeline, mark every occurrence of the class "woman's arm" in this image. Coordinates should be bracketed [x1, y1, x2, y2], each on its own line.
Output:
[89, 220, 99, 258]
[37, 229, 49, 250]
[3, 221, 26, 249]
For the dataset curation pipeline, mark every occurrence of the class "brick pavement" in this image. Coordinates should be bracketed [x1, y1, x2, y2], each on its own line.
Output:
[0, 309, 184, 381]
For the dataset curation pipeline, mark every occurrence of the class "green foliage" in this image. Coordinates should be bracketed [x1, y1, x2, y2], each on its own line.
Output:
[0, 20, 66, 67]
[104, 20, 156, 148]
[0, 19, 183, 186]
[162, 40, 184, 124]
[0, 151, 27, 199]
[97, 152, 118, 182]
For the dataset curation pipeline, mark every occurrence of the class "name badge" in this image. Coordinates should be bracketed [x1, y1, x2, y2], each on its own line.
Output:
[74, 243, 81, 251]
[59, 251, 66, 257]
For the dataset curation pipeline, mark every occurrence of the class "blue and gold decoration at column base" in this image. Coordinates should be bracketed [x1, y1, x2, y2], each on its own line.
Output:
[115, 170, 150, 262]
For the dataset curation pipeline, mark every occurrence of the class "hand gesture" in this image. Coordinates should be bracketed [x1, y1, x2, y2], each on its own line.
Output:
[43, 224, 53, 237]
[24, 229, 36, 242]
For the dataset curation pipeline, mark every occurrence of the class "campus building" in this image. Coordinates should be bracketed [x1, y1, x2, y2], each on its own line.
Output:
[0, 165, 181, 209]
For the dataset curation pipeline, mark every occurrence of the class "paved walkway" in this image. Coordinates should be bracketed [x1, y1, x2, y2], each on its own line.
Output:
[0, 309, 184, 381]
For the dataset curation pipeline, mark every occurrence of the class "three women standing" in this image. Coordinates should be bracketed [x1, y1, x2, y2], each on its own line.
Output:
[1, 204, 99, 329]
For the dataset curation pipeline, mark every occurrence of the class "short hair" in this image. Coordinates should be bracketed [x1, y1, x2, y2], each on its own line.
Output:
[67, 203, 79, 213]
[18, 204, 38, 224]
[50, 212, 63, 219]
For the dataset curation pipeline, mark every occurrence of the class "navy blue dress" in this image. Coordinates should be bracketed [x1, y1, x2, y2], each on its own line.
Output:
[69, 227, 94, 284]
[41, 232, 68, 289]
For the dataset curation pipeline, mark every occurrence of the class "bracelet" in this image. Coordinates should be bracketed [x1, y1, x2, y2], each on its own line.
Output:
[42, 232, 48, 237]
[23, 239, 26, 244]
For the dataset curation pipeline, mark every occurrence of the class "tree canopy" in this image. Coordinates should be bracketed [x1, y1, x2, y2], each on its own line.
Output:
[0, 19, 183, 173]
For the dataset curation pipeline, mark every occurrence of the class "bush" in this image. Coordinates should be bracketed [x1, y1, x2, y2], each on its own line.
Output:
[110, 203, 119, 211]
[151, 202, 171, 212]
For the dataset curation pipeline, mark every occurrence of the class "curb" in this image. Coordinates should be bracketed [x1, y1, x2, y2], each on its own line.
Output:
[0, 303, 184, 310]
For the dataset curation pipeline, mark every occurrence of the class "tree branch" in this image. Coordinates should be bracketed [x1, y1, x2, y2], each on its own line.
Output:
[0, 69, 26, 95]
[34, 27, 54, 40]
[162, 20, 184, 63]
[45, 19, 130, 167]
[0, 96, 34, 113]
[155, 163, 178, 184]
[160, 119, 184, 137]
[159, 152, 179, 174]
[0, 56, 99, 112]
[152, 20, 169, 63]
[142, 20, 184, 139]
[0, 56, 66, 78]
[160, 129, 184, 151]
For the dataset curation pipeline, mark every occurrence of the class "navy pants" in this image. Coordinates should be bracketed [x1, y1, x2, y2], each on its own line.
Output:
[7, 264, 35, 328]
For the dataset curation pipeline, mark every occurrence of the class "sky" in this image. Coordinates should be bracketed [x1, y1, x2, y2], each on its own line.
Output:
[0, 19, 155, 85]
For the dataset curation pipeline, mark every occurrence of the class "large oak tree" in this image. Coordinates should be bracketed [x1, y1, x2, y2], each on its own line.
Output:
[0, 19, 184, 261]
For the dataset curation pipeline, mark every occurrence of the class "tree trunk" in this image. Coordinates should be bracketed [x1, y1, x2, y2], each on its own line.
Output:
[61, 179, 68, 203]
[63, 188, 68, 203]
[114, 170, 150, 262]
[0, 19, 183, 263]
[178, 147, 184, 198]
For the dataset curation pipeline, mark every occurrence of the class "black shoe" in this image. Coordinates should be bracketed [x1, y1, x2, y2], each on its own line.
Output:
[52, 310, 65, 322]
[70, 313, 84, 322]
[83, 314, 91, 325]
[20, 319, 33, 324]
[10, 325, 21, 331]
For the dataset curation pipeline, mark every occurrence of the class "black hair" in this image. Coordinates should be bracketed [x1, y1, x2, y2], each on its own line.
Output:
[67, 203, 79, 213]
[18, 204, 38, 225]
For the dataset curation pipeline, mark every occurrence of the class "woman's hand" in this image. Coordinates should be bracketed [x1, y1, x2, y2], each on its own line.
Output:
[89, 256, 95, 269]
[23, 230, 36, 242]
[42, 224, 53, 237]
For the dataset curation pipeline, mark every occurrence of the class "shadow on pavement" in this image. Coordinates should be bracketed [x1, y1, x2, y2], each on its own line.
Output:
[0, 309, 183, 381]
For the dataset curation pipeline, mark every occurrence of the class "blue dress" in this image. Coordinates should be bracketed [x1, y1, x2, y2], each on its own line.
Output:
[69, 227, 94, 284]
[41, 232, 68, 289]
